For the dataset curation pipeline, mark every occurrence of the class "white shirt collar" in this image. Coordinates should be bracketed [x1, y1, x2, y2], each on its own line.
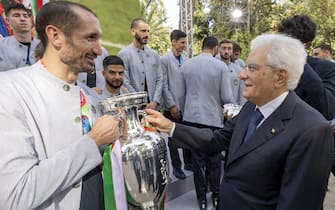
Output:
[257, 91, 289, 122]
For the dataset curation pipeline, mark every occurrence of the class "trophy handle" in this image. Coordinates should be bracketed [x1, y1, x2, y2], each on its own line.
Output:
[110, 108, 127, 142]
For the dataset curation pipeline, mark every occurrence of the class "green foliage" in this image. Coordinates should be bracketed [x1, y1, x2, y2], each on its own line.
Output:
[202, 0, 335, 59]
[193, 0, 211, 54]
[70, 0, 171, 55]
[139, 0, 171, 55]
[70, 0, 141, 54]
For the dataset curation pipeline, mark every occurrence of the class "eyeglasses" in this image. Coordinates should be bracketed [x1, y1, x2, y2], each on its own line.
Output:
[242, 63, 277, 73]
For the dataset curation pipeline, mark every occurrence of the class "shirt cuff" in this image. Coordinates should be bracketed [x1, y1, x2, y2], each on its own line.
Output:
[168, 122, 176, 137]
[330, 119, 335, 126]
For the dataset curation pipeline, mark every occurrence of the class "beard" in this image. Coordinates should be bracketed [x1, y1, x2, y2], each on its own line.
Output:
[106, 79, 123, 89]
[135, 33, 148, 45]
[60, 39, 96, 73]
[221, 53, 231, 61]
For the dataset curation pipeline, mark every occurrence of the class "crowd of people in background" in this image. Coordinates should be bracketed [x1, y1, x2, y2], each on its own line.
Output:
[0, 1, 335, 210]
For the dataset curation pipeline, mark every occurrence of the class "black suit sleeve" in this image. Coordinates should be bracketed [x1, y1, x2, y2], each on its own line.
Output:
[302, 57, 335, 120]
[171, 117, 234, 153]
[295, 64, 331, 119]
[307, 56, 335, 95]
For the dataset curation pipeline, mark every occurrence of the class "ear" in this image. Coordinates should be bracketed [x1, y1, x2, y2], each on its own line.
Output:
[275, 69, 288, 88]
[326, 50, 331, 57]
[45, 25, 64, 50]
[131, 28, 136, 37]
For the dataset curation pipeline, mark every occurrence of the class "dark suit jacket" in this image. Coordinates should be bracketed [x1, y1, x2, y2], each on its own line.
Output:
[295, 56, 335, 120]
[173, 91, 333, 210]
[307, 56, 335, 95]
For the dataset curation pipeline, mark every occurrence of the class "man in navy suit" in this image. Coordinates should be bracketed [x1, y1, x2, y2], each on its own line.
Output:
[278, 14, 335, 175]
[145, 34, 333, 210]
[277, 14, 335, 121]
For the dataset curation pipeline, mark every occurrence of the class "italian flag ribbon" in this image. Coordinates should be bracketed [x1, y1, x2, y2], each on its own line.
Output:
[102, 144, 117, 210]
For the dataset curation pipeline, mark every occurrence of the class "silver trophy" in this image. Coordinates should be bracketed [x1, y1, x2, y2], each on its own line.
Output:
[101, 92, 168, 210]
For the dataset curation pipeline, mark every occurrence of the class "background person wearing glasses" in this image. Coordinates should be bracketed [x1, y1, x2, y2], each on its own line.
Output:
[144, 33, 333, 210]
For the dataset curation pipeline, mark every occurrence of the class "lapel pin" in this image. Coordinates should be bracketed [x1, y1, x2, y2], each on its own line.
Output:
[271, 128, 276, 134]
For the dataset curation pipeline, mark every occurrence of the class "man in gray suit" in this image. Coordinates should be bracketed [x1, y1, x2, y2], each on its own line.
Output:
[145, 34, 333, 210]
[161, 29, 191, 179]
[118, 18, 163, 110]
[180, 36, 235, 210]
[231, 42, 245, 68]
[0, 1, 120, 209]
[98, 55, 128, 99]
[217, 39, 246, 105]
[0, 3, 39, 71]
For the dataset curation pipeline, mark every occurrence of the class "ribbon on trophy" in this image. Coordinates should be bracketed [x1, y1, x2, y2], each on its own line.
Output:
[102, 144, 117, 210]
[103, 142, 128, 210]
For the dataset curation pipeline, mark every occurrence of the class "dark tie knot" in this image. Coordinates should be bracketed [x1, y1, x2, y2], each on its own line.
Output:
[250, 108, 264, 125]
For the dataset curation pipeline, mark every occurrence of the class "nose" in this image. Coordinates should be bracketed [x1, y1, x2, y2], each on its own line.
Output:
[239, 69, 248, 80]
[93, 39, 103, 56]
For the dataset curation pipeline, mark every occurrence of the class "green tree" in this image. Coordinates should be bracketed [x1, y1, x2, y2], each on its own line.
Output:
[139, 0, 171, 55]
[206, 0, 276, 59]
[203, 0, 335, 58]
[191, 0, 212, 54]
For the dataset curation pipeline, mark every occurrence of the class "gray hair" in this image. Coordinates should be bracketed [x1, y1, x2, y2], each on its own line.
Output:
[250, 33, 306, 90]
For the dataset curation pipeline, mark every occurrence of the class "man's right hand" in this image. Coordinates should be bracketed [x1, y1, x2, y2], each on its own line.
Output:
[145, 109, 173, 134]
[89, 115, 120, 146]
[169, 105, 181, 120]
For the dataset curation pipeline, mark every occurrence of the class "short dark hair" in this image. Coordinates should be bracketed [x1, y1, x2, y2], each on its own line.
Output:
[130, 18, 146, 29]
[202, 36, 218, 50]
[5, 3, 31, 17]
[233, 42, 242, 53]
[170, 29, 186, 41]
[103, 55, 124, 70]
[314, 44, 332, 54]
[277, 14, 316, 44]
[219, 39, 233, 46]
[36, 1, 97, 48]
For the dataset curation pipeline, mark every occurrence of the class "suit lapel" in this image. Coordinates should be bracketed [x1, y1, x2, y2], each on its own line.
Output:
[168, 51, 180, 67]
[227, 103, 253, 163]
[226, 92, 297, 167]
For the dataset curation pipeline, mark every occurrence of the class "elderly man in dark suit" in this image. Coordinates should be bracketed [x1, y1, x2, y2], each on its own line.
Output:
[145, 33, 334, 210]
